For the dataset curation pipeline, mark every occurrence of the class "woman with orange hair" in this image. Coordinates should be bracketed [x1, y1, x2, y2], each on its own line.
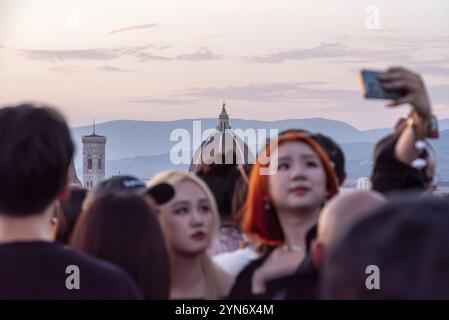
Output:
[228, 131, 339, 299]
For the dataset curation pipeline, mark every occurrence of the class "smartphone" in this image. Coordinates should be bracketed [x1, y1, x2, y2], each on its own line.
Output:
[360, 69, 406, 99]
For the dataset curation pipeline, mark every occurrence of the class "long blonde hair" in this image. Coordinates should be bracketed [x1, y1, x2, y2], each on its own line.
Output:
[147, 170, 224, 299]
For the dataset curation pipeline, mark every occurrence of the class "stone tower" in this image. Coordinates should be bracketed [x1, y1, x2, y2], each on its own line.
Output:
[82, 120, 106, 190]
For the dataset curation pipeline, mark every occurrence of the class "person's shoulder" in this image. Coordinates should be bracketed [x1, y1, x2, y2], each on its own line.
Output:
[214, 263, 235, 297]
[59, 245, 127, 278]
[0, 242, 142, 299]
[214, 248, 261, 275]
[56, 245, 143, 299]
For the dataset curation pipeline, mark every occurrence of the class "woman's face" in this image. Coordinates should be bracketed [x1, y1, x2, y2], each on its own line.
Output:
[159, 180, 215, 256]
[268, 141, 328, 212]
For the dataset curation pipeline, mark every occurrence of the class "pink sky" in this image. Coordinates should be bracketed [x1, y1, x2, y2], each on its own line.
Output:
[1, 0, 448, 129]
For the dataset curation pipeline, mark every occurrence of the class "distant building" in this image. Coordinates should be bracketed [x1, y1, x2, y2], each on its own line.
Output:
[189, 102, 253, 172]
[82, 121, 106, 190]
[68, 159, 82, 186]
[356, 176, 372, 191]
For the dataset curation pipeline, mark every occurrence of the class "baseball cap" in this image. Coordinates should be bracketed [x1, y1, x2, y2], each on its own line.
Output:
[94, 175, 174, 205]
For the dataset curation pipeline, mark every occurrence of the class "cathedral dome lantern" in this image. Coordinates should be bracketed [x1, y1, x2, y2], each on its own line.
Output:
[216, 102, 232, 131]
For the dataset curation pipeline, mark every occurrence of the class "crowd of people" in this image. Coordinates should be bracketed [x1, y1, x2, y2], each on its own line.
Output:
[0, 67, 448, 299]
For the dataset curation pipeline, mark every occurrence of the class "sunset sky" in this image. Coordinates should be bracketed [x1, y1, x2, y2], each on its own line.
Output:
[1, 0, 448, 129]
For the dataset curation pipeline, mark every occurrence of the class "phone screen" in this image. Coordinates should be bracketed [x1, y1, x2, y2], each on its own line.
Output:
[360, 70, 406, 100]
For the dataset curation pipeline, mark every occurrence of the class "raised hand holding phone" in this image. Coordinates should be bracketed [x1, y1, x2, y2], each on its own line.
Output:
[378, 67, 432, 119]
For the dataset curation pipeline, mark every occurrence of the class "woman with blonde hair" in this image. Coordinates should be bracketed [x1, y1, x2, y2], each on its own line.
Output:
[147, 171, 233, 299]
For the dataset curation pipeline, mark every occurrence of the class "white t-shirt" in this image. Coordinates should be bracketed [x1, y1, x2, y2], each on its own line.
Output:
[213, 247, 261, 277]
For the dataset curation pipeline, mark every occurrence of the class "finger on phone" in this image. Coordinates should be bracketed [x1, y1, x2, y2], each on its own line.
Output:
[387, 66, 406, 73]
[387, 96, 410, 107]
[379, 71, 404, 81]
[382, 80, 407, 89]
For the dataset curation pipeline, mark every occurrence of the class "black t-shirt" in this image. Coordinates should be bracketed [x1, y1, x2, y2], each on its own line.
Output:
[265, 254, 319, 300]
[0, 241, 143, 299]
[228, 226, 318, 300]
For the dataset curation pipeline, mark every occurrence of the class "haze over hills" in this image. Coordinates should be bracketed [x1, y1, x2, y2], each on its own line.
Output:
[71, 118, 449, 182]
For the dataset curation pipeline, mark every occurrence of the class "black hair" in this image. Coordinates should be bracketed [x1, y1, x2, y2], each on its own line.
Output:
[371, 133, 433, 194]
[71, 192, 170, 299]
[313, 133, 346, 186]
[278, 129, 346, 185]
[56, 186, 88, 244]
[195, 161, 243, 223]
[0, 104, 74, 215]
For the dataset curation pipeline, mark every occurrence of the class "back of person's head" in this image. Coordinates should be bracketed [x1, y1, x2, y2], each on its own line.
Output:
[231, 167, 250, 225]
[82, 175, 174, 213]
[321, 198, 449, 299]
[195, 161, 243, 224]
[0, 103, 74, 216]
[312, 191, 385, 267]
[372, 133, 435, 195]
[70, 192, 170, 299]
[56, 186, 87, 244]
[317, 190, 386, 245]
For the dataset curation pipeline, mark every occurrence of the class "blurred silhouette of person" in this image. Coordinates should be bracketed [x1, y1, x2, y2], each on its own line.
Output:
[71, 192, 170, 299]
[322, 198, 449, 299]
[0, 104, 141, 299]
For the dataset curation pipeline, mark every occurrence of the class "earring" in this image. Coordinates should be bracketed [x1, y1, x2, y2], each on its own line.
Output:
[263, 198, 272, 212]
[51, 217, 58, 225]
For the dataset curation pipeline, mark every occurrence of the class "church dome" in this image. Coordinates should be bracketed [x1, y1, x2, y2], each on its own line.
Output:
[189, 103, 254, 172]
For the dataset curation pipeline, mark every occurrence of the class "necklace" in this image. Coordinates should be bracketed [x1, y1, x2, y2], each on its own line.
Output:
[280, 243, 305, 253]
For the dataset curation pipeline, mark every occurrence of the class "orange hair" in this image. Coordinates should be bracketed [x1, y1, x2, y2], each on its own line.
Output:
[242, 132, 339, 245]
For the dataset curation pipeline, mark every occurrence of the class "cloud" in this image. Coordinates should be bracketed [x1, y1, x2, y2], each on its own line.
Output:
[48, 64, 135, 74]
[107, 23, 159, 35]
[10, 45, 171, 62]
[245, 43, 353, 63]
[183, 82, 357, 103]
[198, 34, 221, 39]
[134, 51, 172, 62]
[129, 82, 351, 106]
[177, 47, 221, 61]
[48, 64, 91, 74]
[129, 98, 199, 105]
[15, 48, 122, 61]
[97, 65, 134, 72]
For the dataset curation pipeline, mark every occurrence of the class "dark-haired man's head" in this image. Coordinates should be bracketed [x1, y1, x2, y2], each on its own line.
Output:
[371, 133, 436, 196]
[279, 129, 346, 186]
[0, 104, 74, 216]
[321, 198, 449, 299]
